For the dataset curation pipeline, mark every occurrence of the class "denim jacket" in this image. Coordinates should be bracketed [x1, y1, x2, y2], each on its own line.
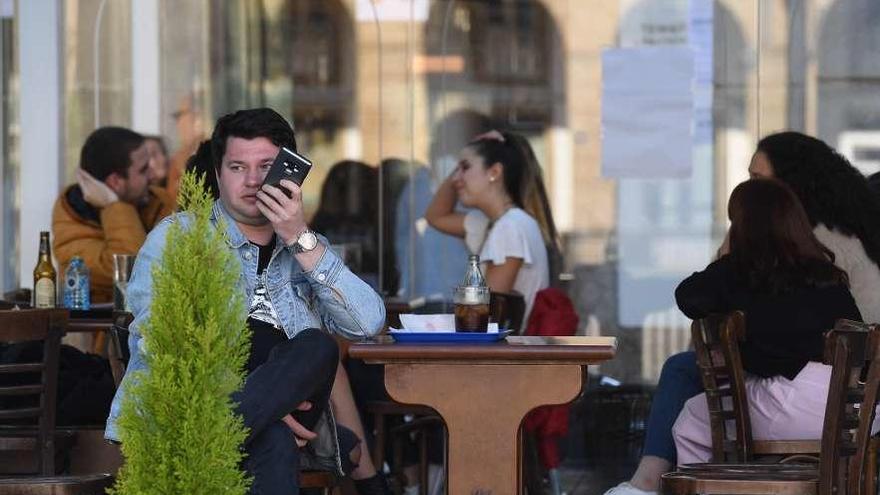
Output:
[105, 200, 385, 452]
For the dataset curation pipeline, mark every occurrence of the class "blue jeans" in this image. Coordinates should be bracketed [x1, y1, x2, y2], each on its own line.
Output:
[234, 328, 339, 495]
[642, 351, 703, 463]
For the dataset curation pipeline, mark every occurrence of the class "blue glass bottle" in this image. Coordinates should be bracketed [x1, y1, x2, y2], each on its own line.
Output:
[63, 256, 90, 310]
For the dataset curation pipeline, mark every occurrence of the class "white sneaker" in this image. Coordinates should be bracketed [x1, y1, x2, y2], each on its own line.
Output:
[603, 482, 657, 495]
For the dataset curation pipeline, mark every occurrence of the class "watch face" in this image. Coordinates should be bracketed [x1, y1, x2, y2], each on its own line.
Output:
[299, 231, 319, 250]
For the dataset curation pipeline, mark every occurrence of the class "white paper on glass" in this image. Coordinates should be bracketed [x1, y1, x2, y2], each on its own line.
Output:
[601, 46, 695, 179]
[355, 0, 429, 22]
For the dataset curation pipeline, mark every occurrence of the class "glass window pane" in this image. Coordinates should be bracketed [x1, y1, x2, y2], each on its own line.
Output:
[47, 0, 880, 387]
[1, 10, 17, 292]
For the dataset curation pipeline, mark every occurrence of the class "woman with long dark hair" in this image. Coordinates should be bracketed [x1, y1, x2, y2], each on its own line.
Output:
[458, 131, 564, 285]
[672, 179, 861, 462]
[605, 132, 880, 495]
[310, 160, 379, 281]
[750, 131, 880, 322]
[426, 131, 550, 329]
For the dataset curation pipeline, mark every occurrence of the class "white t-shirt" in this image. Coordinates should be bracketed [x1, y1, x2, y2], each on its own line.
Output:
[463, 208, 549, 330]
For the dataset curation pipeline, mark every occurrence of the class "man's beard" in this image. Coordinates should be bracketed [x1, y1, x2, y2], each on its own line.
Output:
[121, 188, 151, 208]
[135, 192, 151, 207]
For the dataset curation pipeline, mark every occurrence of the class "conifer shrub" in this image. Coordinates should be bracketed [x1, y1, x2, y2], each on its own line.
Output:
[112, 172, 251, 495]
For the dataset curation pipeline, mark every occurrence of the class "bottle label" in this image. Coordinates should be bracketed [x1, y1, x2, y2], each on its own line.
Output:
[34, 278, 56, 308]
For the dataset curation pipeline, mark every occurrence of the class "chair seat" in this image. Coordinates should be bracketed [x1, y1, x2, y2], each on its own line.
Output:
[663, 321, 880, 495]
[298, 469, 335, 489]
[677, 462, 817, 474]
[0, 473, 113, 494]
[662, 469, 818, 495]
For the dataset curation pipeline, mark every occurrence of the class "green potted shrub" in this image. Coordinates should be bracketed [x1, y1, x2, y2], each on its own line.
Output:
[112, 172, 251, 494]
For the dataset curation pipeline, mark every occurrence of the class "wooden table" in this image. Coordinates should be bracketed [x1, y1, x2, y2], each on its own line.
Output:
[349, 335, 617, 494]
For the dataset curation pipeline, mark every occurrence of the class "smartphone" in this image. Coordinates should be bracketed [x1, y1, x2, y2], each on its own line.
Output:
[261, 146, 312, 197]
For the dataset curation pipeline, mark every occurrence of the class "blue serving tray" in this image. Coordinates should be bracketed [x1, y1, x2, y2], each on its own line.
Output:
[388, 330, 511, 343]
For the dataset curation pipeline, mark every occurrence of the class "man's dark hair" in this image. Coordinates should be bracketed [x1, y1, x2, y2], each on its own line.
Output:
[80, 126, 145, 181]
[210, 108, 297, 171]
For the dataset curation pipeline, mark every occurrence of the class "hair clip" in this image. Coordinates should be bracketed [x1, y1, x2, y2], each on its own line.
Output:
[474, 130, 505, 143]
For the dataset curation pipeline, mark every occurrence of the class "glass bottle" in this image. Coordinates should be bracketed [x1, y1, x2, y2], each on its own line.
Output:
[33, 231, 57, 308]
[453, 255, 490, 332]
[462, 254, 486, 287]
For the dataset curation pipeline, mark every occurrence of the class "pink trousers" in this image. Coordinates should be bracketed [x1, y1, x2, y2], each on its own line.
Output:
[672, 362, 878, 465]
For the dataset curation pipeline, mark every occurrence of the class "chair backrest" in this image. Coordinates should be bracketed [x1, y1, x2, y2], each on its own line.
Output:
[818, 320, 880, 495]
[691, 311, 753, 462]
[0, 308, 67, 475]
[2, 288, 31, 307]
[107, 311, 133, 387]
[490, 291, 525, 333]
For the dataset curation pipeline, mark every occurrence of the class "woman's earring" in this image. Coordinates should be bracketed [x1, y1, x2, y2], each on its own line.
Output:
[489, 176, 496, 182]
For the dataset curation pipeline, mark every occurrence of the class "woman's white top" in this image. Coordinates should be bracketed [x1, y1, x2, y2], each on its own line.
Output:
[814, 224, 880, 323]
[464, 208, 549, 329]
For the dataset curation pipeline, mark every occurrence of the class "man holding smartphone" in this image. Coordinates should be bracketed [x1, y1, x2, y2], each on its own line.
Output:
[106, 108, 386, 495]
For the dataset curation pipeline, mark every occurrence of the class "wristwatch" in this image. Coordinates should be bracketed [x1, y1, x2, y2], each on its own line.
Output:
[290, 229, 319, 253]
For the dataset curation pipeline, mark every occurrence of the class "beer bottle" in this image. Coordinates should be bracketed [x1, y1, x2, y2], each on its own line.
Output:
[33, 231, 57, 308]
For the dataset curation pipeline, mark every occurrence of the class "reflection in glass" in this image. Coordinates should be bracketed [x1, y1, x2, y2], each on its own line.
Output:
[57, 0, 880, 386]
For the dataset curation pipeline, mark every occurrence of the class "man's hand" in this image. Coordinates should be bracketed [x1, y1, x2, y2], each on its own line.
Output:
[76, 169, 119, 208]
[282, 401, 318, 447]
[255, 179, 308, 246]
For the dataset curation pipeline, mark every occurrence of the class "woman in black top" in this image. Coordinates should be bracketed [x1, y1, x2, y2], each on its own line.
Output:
[672, 178, 861, 464]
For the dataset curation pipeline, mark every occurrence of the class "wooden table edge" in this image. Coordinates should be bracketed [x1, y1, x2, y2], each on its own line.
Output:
[348, 336, 617, 364]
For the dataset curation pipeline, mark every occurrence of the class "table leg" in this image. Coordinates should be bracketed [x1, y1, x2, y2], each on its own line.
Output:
[384, 363, 583, 495]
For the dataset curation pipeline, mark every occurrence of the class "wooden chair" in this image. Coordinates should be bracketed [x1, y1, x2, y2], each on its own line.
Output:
[661, 320, 880, 495]
[106, 312, 133, 388]
[366, 400, 440, 495]
[298, 469, 336, 494]
[0, 308, 113, 494]
[690, 312, 880, 489]
[489, 291, 525, 333]
[1, 289, 30, 308]
[690, 311, 823, 463]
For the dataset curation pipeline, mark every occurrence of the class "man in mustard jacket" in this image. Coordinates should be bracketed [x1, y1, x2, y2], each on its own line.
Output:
[52, 127, 175, 303]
